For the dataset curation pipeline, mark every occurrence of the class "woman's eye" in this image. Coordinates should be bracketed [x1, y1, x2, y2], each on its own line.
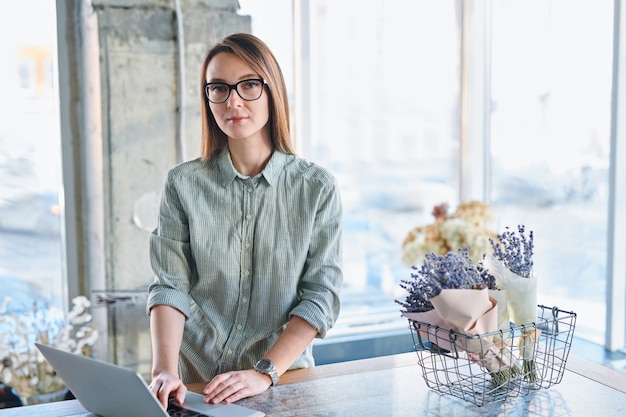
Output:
[210, 84, 226, 92]
[242, 80, 261, 90]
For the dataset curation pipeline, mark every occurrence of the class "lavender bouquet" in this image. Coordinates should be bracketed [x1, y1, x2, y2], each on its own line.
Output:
[483, 225, 539, 382]
[397, 249, 520, 386]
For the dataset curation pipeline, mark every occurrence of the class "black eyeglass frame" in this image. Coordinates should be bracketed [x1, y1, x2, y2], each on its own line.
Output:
[203, 78, 267, 104]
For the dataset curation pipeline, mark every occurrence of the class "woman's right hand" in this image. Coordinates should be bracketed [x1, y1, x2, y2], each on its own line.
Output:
[149, 371, 187, 409]
[148, 305, 187, 408]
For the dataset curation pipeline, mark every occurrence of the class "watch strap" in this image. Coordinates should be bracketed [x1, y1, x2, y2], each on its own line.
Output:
[254, 359, 279, 386]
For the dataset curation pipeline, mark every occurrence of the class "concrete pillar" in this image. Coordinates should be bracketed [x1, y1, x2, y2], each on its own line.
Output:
[57, 0, 249, 371]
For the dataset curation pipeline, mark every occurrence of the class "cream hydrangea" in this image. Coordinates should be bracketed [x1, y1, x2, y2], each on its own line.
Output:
[402, 201, 497, 267]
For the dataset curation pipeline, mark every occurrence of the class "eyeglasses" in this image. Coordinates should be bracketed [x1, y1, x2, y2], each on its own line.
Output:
[204, 78, 266, 104]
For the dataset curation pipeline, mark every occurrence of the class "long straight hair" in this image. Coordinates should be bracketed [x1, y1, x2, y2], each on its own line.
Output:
[199, 33, 295, 159]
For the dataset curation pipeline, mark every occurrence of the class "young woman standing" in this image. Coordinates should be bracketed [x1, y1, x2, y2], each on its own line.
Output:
[147, 33, 343, 407]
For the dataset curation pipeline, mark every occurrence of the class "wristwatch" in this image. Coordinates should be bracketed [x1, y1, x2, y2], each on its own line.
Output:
[254, 358, 280, 386]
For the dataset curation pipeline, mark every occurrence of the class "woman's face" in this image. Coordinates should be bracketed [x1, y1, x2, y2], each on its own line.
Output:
[205, 52, 270, 143]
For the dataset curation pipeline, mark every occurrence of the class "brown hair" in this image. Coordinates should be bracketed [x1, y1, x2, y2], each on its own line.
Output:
[199, 33, 295, 159]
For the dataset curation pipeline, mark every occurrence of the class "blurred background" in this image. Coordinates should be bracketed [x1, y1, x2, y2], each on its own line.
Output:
[0, 0, 624, 379]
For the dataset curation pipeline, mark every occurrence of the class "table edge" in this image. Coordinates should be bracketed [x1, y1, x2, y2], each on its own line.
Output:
[190, 351, 626, 395]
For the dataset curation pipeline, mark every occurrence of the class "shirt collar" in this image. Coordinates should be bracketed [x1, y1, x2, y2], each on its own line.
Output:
[217, 147, 287, 188]
[260, 149, 286, 186]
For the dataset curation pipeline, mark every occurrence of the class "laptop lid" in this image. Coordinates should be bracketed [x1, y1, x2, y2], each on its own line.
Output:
[35, 343, 265, 417]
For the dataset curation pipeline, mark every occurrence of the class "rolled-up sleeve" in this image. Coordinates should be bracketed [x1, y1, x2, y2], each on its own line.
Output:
[289, 174, 343, 338]
[147, 171, 195, 318]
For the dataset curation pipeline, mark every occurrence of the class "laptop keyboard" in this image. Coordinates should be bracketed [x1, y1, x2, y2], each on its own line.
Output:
[167, 403, 215, 417]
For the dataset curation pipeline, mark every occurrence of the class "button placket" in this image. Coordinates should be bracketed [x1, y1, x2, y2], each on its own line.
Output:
[225, 178, 255, 355]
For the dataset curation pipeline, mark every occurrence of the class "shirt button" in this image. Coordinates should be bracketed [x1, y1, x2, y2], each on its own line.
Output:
[245, 242, 251, 248]
[244, 270, 250, 276]
[237, 324, 243, 330]
[227, 349, 233, 355]
[242, 297, 248, 303]
[247, 187, 253, 193]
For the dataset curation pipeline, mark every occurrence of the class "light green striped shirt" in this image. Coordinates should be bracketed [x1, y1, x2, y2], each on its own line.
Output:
[147, 148, 343, 383]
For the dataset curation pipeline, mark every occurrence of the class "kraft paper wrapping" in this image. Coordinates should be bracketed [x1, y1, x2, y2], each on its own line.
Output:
[402, 309, 456, 351]
[433, 288, 517, 374]
[403, 288, 517, 376]
[403, 288, 500, 355]
[430, 288, 496, 333]
[402, 309, 448, 329]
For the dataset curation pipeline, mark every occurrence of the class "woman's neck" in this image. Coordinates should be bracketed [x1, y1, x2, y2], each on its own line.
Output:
[228, 137, 274, 177]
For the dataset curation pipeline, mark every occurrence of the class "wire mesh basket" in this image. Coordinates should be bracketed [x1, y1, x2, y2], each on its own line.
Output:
[408, 305, 577, 407]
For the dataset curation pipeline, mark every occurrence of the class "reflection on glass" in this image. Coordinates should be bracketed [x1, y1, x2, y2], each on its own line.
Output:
[305, 0, 462, 335]
[490, 1, 613, 344]
[0, 0, 65, 313]
[243, 1, 615, 351]
[241, 0, 462, 338]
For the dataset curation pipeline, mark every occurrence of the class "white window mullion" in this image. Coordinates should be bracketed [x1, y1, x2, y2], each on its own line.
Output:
[292, 0, 311, 157]
[607, 0, 626, 352]
[461, 0, 492, 203]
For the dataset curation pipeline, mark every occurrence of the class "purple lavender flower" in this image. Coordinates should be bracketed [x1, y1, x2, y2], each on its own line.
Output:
[397, 248, 496, 313]
[477, 257, 498, 290]
[489, 225, 534, 278]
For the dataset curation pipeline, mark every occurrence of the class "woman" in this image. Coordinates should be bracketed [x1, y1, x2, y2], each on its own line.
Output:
[147, 33, 343, 408]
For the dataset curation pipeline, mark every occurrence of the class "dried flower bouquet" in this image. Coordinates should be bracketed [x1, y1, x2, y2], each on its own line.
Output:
[397, 249, 521, 386]
[483, 225, 539, 382]
[402, 201, 498, 266]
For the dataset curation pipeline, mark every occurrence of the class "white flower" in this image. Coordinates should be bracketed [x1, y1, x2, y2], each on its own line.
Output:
[0, 296, 98, 402]
[402, 201, 497, 267]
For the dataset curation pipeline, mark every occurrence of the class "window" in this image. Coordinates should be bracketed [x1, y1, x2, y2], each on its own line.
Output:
[303, 0, 463, 342]
[241, 0, 623, 357]
[241, 0, 463, 354]
[0, 1, 66, 314]
[489, 1, 614, 345]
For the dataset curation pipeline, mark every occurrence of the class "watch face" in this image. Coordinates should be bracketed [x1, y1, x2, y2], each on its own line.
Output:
[257, 359, 272, 371]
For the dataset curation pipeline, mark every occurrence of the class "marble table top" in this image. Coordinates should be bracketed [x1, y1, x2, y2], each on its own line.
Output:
[2, 352, 625, 416]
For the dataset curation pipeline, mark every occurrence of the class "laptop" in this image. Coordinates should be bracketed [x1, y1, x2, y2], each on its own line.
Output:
[35, 343, 265, 417]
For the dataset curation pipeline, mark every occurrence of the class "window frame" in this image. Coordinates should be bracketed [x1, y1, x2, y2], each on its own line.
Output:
[607, 0, 626, 351]
[292, 0, 626, 353]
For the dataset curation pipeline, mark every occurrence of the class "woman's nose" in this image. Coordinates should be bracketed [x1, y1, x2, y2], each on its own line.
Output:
[226, 88, 244, 108]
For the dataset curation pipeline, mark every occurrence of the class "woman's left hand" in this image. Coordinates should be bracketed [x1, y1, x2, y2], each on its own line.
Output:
[202, 369, 272, 404]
